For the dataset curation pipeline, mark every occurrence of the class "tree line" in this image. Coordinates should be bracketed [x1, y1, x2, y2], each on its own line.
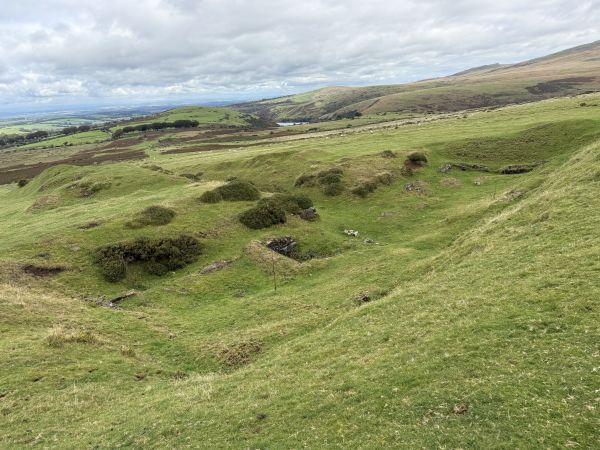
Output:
[112, 120, 199, 138]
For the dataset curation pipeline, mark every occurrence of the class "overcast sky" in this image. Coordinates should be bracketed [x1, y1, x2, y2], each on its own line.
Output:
[1, 0, 599, 112]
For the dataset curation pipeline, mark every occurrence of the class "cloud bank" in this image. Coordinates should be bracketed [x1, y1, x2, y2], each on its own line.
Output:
[1, 0, 598, 109]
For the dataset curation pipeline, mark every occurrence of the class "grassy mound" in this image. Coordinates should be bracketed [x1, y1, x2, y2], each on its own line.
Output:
[125, 205, 176, 229]
[200, 180, 261, 203]
[257, 193, 313, 214]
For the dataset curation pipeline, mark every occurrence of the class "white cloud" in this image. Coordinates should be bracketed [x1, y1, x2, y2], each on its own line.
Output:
[0, 0, 598, 108]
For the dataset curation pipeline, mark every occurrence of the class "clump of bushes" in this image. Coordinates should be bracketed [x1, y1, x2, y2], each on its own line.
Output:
[406, 151, 428, 165]
[380, 150, 397, 158]
[239, 198, 286, 229]
[295, 167, 344, 195]
[199, 180, 260, 203]
[351, 171, 395, 198]
[258, 193, 313, 214]
[125, 205, 176, 229]
[199, 189, 222, 203]
[351, 180, 378, 198]
[94, 234, 202, 281]
[294, 174, 316, 187]
[17, 179, 29, 187]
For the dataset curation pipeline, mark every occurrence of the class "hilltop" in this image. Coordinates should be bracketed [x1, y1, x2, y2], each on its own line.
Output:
[234, 41, 600, 121]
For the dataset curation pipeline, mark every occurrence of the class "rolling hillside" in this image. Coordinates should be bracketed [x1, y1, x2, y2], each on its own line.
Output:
[1, 93, 599, 447]
[234, 40, 600, 121]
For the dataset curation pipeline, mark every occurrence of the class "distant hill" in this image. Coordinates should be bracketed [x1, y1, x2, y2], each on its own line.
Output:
[111, 106, 270, 131]
[234, 40, 600, 121]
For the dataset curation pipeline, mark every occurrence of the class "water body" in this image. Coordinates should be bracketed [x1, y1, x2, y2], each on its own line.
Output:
[277, 121, 308, 126]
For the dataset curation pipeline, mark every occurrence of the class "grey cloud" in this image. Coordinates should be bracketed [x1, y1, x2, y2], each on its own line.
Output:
[0, 0, 599, 108]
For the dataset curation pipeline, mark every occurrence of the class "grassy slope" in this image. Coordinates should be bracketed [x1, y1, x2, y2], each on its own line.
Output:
[235, 41, 600, 120]
[0, 95, 599, 448]
[111, 106, 260, 132]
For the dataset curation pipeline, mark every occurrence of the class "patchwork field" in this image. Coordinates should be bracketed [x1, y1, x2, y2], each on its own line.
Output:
[1, 94, 599, 448]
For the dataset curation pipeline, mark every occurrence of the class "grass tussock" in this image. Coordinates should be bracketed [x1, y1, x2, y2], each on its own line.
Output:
[46, 325, 100, 347]
[125, 205, 176, 229]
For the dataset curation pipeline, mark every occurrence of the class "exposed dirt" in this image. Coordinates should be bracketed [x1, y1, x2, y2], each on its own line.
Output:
[0, 147, 147, 185]
[22, 264, 65, 277]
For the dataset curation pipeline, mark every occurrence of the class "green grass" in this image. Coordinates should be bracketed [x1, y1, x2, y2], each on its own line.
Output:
[19, 130, 111, 149]
[111, 106, 260, 132]
[0, 94, 599, 448]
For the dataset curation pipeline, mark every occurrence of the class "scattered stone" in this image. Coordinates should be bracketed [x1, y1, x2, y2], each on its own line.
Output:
[452, 403, 469, 415]
[199, 260, 233, 274]
[266, 236, 297, 258]
[440, 162, 490, 173]
[36, 252, 50, 258]
[498, 163, 541, 174]
[70, 245, 81, 252]
[364, 238, 375, 244]
[256, 413, 267, 421]
[344, 229, 359, 237]
[354, 292, 371, 305]
[404, 181, 428, 194]
[108, 290, 137, 307]
[233, 290, 247, 298]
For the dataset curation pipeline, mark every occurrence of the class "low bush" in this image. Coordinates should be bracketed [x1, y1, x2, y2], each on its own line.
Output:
[258, 193, 313, 214]
[321, 182, 344, 196]
[216, 180, 261, 201]
[294, 174, 316, 187]
[126, 205, 176, 229]
[199, 190, 223, 203]
[17, 179, 29, 187]
[380, 150, 397, 158]
[375, 171, 394, 185]
[94, 234, 202, 282]
[317, 168, 343, 185]
[351, 180, 378, 198]
[406, 151, 428, 164]
[239, 199, 286, 229]
[200, 180, 260, 203]
[180, 172, 203, 181]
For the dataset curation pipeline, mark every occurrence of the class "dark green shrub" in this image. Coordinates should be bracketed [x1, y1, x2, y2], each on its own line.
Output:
[199, 190, 223, 203]
[321, 182, 344, 196]
[239, 199, 286, 229]
[294, 174, 316, 187]
[400, 166, 414, 177]
[380, 150, 397, 158]
[126, 205, 175, 228]
[407, 151, 428, 164]
[258, 193, 314, 214]
[17, 179, 29, 187]
[94, 234, 202, 282]
[375, 172, 394, 185]
[317, 168, 343, 185]
[351, 180, 378, 198]
[215, 180, 260, 201]
[97, 257, 127, 282]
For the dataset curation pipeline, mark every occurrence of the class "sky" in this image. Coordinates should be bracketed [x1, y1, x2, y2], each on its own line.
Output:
[1, 0, 599, 113]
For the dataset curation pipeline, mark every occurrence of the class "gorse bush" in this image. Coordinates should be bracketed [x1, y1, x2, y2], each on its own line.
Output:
[258, 193, 313, 214]
[407, 151, 428, 164]
[239, 198, 286, 229]
[94, 234, 202, 282]
[294, 174, 316, 187]
[200, 180, 260, 203]
[199, 190, 223, 203]
[125, 205, 176, 229]
[351, 180, 378, 198]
